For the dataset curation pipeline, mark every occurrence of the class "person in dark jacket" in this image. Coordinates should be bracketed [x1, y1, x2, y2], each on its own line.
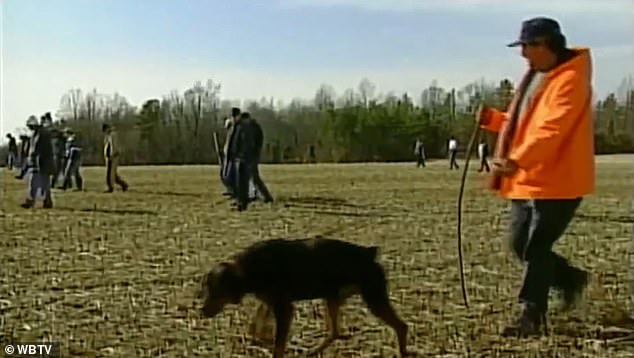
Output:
[226, 112, 258, 211]
[220, 107, 242, 197]
[6, 133, 18, 170]
[21, 115, 55, 209]
[221, 108, 258, 201]
[15, 135, 31, 179]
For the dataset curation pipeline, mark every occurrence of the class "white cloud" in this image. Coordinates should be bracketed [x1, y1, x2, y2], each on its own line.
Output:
[279, 0, 632, 13]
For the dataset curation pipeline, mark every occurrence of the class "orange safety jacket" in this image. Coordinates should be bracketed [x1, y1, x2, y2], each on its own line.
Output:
[480, 47, 595, 199]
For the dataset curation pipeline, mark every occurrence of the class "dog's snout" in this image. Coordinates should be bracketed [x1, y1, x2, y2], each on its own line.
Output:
[201, 298, 224, 318]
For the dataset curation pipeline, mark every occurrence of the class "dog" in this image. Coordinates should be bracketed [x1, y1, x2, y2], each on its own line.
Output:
[199, 236, 409, 357]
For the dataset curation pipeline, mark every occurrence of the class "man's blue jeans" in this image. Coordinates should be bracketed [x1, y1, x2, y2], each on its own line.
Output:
[509, 198, 582, 313]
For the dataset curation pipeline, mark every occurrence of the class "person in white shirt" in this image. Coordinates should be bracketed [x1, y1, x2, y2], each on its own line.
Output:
[414, 138, 426, 168]
[448, 136, 459, 170]
[477, 139, 490, 172]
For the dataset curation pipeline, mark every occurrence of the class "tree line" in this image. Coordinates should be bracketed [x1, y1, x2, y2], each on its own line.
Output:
[3, 76, 633, 166]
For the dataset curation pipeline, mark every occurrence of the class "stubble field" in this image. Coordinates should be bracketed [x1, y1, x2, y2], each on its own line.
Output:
[1, 155, 633, 357]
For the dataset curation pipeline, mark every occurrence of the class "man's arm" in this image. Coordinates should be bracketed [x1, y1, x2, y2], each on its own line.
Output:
[508, 70, 590, 170]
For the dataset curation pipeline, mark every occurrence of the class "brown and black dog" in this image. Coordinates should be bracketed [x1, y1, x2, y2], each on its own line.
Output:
[199, 236, 409, 357]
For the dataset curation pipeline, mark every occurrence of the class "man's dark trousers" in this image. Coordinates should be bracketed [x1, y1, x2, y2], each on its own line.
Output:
[62, 151, 83, 190]
[509, 198, 583, 313]
[479, 157, 490, 172]
[232, 159, 250, 210]
[416, 156, 425, 168]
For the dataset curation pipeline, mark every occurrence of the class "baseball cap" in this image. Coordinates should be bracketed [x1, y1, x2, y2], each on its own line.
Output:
[507, 17, 563, 47]
[26, 115, 39, 127]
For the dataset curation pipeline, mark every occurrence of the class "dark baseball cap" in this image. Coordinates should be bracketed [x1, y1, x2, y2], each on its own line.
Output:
[507, 17, 563, 47]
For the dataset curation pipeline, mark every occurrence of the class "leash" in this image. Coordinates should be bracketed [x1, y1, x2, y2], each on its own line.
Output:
[457, 104, 483, 309]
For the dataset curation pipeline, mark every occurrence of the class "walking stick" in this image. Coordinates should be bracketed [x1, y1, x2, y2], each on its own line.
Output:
[212, 131, 223, 166]
[456, 103, 483, 309]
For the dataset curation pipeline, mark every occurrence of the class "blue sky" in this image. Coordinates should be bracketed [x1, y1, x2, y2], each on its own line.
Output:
[2, 0, 633, 139]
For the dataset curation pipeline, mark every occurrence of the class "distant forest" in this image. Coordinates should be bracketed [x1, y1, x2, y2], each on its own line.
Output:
[3, 76, 633, 165]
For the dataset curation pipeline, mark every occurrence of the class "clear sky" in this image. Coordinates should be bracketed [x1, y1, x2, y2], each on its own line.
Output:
[2, 0, 633, 139]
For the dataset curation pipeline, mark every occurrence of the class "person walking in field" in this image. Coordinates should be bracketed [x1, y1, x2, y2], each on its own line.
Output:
[477, 17, 593, 337]
[39, 112, 65, 188]
[52, 127, 68, 188]
[5, 133, 18, 170]
[15, 134, 31, 179]
[448, 136, 459, 170]
[61, 128, 83, 191]
[221, 107, 258, 201]
[226, 111, 255, 211]
[242, 112, 274, 203]
[414, 138, 426, 168]
[102, 123, 129, 193]
[20, 115, 55, 209]
[477, 139, 490, 172]
[220, 108, 241, 197]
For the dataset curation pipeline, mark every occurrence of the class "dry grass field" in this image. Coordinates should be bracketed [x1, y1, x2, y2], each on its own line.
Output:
[1, 155, 633, 357]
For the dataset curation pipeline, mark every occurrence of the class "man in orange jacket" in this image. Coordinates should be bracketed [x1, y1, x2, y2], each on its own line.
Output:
[478, 17, 594, 337]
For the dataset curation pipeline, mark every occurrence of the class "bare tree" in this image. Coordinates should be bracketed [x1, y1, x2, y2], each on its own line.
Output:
[314, 84, 336, 110]
[358, 78, 376, 107]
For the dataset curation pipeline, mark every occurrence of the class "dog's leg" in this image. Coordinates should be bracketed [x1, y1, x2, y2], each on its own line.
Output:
[272, 302, 294, 358]
[360, 271, 409, 356]
[249, 301, 275, 344]
[364, 300, 408, 356]
[307, 298, 346, 356]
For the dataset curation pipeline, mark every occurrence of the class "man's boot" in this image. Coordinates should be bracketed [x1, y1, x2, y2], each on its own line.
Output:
[559, 268, 589, 311]
[501, 303, 546, 338]
[20, 199, 35, 209]
[43, 198, 53, 209]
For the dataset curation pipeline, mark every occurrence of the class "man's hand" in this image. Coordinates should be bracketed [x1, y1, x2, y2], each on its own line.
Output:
[492, 158, 518, 176]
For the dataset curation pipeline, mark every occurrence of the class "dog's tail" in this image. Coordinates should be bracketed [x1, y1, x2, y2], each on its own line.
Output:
[367, 246, 379, 261]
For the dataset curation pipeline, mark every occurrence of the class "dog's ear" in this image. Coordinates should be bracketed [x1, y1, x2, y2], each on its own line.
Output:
[367, 246, 379, 260]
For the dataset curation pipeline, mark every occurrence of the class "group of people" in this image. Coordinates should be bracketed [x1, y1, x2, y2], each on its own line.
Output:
[219, 107, 273, 211]
[5, 113, 131, 209]
[5, 106, 266, 211]
[6, 113, 84, 208]
[413, 136, 490, 172]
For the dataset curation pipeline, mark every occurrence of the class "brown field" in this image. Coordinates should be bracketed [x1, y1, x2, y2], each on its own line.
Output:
[1, 155, 633, 357]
